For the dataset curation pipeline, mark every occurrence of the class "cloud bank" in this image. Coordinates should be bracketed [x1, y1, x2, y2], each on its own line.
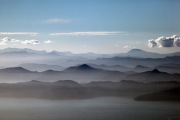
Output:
[148, 35, 180, 48]
[0, 37, 39, 46]
[49, 31, 124, 36]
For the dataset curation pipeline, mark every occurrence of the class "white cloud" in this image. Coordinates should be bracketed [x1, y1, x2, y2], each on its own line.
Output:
[0, 37, 39, 46]
[0, 37, 10, 45]
[45, 18, 72, 24]
[156, 36, 174, 47]
[148, 35, 180, 48]
[44, 40, 54, 44]
[0, 32, 38, 36]
[49, 31, 125, 36]
[123, 45, 130, 49]
[0, 37, 21, 45]
[22, 40, 39, 45]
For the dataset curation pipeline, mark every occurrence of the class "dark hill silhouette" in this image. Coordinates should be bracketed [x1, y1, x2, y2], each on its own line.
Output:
[87, 63, 131, 72]
[42, 69, 60, 74]
[0, 67, 33, 73]
[135, 87, 180, 101]
[125, 69, 180, 83]
[29, 80, 42, 83]
[146, 69, 161, 73]
[0, 80, 178, 100]
[63, 64, 102, 73]
[55, 80, 78, 85]
[120, 80, 142, 84]
[64, 64, 96, 71]
[0, 65, 126, 83]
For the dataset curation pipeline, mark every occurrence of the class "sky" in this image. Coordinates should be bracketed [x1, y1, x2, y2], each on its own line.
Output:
[0, 0, 180, 54]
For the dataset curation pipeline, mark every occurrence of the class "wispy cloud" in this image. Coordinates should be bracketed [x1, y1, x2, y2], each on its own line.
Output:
[148, 35, 180, 48]
[0, 32, 38, 36]
[45, 18, 72, 24]
[44, 40, 54, 44]
[49, 31, 125, 36]
[0, 37, 39, 46]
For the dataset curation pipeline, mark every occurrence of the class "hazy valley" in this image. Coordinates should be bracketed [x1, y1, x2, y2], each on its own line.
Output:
[0, 48, 179, 120]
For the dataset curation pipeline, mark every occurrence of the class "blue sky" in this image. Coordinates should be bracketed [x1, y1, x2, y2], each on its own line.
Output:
[0, 0, 180, 53]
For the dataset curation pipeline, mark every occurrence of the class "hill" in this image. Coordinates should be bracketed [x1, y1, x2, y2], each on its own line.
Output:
[135, 87, 180, 102]
[125, 69, 180, 83]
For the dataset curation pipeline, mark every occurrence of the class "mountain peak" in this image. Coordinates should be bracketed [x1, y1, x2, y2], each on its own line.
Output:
[144, 69, 161, 74]
[64, 64, 96, 72]
[127, 49, 145, 53]
[77, 64, 94, 70]
[151, 69, 161, 73]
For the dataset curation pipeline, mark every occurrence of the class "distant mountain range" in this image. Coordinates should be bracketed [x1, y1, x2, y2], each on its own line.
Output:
[0, 47, 180, 58]
[92, 56, 180, 68]
[0, 64, 179, 83]
[120, 49, 180, 58]
[1, 48, 180, 68]
[0, 64, 126, 83]
[19, 63, 65, 72]
[0, 48, 47, 54]
[125, 69, 180, 83]
[18, 62, 180, 74]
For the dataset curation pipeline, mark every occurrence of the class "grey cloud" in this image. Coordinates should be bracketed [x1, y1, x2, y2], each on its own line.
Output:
[148, 39, 157, 48]
[148, 35, 180, 48]
[174, 37, 180, 47]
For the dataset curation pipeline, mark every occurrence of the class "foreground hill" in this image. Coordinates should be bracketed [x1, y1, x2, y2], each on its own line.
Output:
[135, 87, 180, 102]
[0, 80, 178, 100]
